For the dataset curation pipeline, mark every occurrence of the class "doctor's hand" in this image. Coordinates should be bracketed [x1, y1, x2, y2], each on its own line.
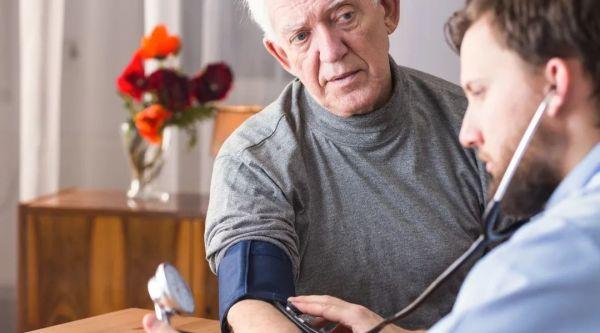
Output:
[288, 295, 423, 333]
[142, 313, 180, 333]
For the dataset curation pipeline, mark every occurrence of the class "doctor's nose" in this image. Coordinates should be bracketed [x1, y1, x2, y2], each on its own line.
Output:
[459, 112, 484, 149]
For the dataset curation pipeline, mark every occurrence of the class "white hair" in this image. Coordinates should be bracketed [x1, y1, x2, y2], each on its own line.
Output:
[241, 0, 276, 39]
[242, 0, 381, 40]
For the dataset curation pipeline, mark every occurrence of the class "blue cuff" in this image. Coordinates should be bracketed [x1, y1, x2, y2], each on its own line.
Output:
[217, 240, 295, 333]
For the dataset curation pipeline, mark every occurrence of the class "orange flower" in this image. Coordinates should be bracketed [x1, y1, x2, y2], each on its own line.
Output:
[139, 25, 181, 60]
[134, 104, 172, 144]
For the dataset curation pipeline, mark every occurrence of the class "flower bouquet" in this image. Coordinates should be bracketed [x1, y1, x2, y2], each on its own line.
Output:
[117, 24, 233, 200]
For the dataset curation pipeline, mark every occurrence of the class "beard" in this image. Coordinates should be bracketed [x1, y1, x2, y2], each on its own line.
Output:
[487, 125, 563, 220]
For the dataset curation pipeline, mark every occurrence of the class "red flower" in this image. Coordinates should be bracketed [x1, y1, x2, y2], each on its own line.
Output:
[190, 63, 233, 103]
[147, 69, 190, 111]
[134, 104, 172, 144]
[117, 51, 147, 100]
[139, 25, 181, 60]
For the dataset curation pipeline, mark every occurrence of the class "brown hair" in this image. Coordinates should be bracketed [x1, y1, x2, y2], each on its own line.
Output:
[445, 0, 600, 106]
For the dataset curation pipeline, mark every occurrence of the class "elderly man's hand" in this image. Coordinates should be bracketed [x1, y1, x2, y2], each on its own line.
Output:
[142, 313, 179, 333]
[289, 296, 423, 333]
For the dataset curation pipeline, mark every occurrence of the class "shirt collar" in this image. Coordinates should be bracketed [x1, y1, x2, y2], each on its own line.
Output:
[546, 143, 600, 207]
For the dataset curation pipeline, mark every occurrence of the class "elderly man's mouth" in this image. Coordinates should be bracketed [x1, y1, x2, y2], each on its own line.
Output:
[327, 70, 360, 84]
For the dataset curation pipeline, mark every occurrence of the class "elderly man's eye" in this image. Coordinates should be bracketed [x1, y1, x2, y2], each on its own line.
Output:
[291, 31, 310, 44]
[339, 11, 354, 22]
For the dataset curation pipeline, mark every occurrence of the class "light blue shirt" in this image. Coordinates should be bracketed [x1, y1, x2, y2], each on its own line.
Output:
[430, 143, 600, 333]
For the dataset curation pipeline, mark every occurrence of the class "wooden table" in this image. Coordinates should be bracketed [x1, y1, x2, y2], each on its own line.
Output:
[19, 189, 218, 332]
[26, 308, 219, 333]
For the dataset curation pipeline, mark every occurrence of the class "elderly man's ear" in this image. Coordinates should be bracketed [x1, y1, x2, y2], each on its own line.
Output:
[382, 0, 401, 35]
[263, 39, 292, 74]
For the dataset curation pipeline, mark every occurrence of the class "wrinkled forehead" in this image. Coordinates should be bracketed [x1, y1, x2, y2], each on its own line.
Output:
[266, 0, 356, 34]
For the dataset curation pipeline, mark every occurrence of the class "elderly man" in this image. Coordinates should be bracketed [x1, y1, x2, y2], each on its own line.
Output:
[205, 0, 488, 332]
[144, 0, 487, 332]
[286, 0, 600, 332]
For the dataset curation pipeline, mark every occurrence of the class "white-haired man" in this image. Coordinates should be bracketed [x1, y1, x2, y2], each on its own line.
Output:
[144, 1, 487, 332]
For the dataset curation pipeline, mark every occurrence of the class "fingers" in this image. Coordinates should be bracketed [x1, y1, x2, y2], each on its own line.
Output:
[288, 295, 357, 325]
[289, 295, 386, 333]
[142, 313, 179, 333]
[307, 316, 330, 328]
[289, 295, 350, 311]
[290, 295, 347, 306]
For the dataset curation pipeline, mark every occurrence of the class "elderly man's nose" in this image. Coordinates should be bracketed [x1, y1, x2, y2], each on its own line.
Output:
[317, 30, 348, 63]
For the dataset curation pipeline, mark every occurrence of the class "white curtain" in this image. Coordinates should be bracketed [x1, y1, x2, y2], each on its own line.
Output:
[19, 0, 65, 201]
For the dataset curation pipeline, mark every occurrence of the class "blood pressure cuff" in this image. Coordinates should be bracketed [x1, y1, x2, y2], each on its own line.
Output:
[217, 240, 295, 333]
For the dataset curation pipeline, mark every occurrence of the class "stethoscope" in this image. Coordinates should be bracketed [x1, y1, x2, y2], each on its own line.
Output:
[277, 89, 556, 333]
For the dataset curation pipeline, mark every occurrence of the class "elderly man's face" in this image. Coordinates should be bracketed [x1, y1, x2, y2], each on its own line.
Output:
[459, 15, 562, 218]
[264, 0, 399, 117]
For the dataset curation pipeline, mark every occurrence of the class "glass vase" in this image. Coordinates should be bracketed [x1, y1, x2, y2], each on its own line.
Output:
[121, 122, 171, 201]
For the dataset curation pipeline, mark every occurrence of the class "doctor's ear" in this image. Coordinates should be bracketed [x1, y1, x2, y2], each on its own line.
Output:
[544, 58, 570, 118]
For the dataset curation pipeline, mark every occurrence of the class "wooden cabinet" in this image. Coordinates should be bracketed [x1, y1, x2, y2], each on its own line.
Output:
[18, 189, 218, 332]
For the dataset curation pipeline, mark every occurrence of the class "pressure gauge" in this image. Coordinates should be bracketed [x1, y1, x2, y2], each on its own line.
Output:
[148, 262, 196, 325]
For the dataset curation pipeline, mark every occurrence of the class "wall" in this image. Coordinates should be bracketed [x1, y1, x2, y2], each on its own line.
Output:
[391, 0, 464, 84]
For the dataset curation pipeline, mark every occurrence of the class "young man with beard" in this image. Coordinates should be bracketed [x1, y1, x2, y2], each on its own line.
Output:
[285, 0, 600, 332]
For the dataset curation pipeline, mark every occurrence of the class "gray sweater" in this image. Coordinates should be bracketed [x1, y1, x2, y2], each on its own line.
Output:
[205, 60, 487, 329]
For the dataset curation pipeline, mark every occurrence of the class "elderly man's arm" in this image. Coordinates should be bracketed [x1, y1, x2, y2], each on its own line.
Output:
[228, 300, 299, 332]
[205, 155, 301, 332]
[141, 302, 297, 333]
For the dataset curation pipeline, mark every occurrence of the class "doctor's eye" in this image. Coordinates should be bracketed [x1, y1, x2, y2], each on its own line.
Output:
[471, 88, 486, 98]
[467, 85, 487, 99]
